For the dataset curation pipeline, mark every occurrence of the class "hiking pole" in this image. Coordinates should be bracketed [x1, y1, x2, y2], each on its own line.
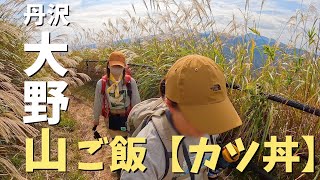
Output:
[92, 125, 102, 139]
[127, 63, 154, 69]
[226, 83, 320, 117]
[83, 60, 154, 69]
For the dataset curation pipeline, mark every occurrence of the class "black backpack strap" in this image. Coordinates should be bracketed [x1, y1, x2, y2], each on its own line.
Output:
[124, 75, 132, 100]
[126, 81, 132, 100]
[181, 141, 195, 180]
[140, 117, 150, 130]
[150, 121, 171, 180]
[210, 135, 214, 144]
[124, 76, 132, 113]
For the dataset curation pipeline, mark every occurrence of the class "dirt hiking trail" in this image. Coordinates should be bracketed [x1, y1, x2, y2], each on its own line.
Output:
[67, 94, 118, 180]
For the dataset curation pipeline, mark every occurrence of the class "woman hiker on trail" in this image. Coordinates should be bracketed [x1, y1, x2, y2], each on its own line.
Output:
[93, 51, 141, 139]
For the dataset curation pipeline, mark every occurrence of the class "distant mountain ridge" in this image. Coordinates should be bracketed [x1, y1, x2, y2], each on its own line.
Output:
[199, 33, 305, 68]
[78, 33, 304, 68]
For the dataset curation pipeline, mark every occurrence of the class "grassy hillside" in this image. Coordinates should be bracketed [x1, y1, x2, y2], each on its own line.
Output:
[0, 0, 319, 179]
[0, 1, 91, 179]
[70, 0, 320, 179]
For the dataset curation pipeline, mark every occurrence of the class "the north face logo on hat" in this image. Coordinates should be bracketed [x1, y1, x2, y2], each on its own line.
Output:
[210, 84, 221, 91]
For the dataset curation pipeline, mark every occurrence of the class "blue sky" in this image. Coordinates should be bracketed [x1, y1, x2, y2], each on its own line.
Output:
[24, 0, 319, 45]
